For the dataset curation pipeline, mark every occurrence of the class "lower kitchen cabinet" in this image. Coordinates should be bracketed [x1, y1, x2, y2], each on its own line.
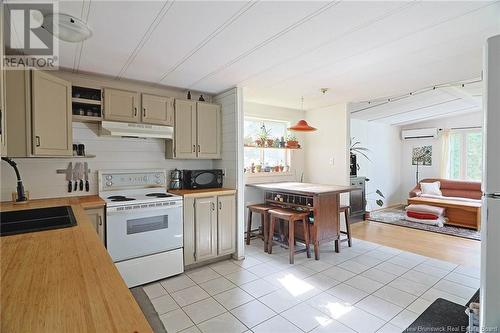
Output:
[84, 207, 105, 243]
[217, 194, 236, 256]
[184, 193, 236, 266]
[194, 196, 218, 262]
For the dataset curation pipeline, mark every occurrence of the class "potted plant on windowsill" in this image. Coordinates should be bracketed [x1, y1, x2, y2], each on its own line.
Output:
[285, 133, 300, 149]
[255, 123, 272, 147]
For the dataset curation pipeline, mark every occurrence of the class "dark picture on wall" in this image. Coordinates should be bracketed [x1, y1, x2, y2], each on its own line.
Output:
[412, 145, 432, 166]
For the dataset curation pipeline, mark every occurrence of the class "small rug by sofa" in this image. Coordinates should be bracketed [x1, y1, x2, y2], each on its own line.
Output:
[367, 206, 481, 240]
[130, 286, 166, 333]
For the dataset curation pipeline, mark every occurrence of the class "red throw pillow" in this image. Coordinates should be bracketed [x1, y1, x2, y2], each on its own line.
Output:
[407, 211, 439, 220]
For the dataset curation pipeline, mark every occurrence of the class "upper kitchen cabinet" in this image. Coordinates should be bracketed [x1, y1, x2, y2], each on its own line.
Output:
[0, 67, 5, 157]
[197, 102, 221, 159]
[170, 99, 197, 159]
[31, 71, 73, 156]
[141, 93, 174, 126]
[166, 101, 221, 160]
[5, 70, 72, 157]
[103, 88, 139, 123]
[0, 7, 6, 157]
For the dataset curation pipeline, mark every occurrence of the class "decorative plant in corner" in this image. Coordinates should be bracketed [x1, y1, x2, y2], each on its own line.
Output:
[350, 137, 385, 210]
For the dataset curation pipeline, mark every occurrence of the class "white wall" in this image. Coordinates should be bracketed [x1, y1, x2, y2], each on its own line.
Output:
[0, 122, 212, 201]
[303, 103, 350, 187]
[350, 119, 402, 209]
[214, 88, 245, 259]
[399, 111, 483, 202]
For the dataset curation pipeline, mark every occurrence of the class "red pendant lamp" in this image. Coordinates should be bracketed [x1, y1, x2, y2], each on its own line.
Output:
[288, 97, 317, 132]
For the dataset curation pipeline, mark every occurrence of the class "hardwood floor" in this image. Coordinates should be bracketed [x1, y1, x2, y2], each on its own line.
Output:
[351, 220, 481, 268]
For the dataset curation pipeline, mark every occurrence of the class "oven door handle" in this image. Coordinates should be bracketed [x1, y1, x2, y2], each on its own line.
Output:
[106, 203, 183, 214]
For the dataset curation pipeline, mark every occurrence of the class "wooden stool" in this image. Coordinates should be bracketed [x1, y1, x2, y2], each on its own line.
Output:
[246, 204, 274, 252]
[339, 205, 352, 247]
[268, 208, 311, 264]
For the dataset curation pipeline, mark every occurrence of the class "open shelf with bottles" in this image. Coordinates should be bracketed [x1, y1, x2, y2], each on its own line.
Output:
[72, 85, 103, 122]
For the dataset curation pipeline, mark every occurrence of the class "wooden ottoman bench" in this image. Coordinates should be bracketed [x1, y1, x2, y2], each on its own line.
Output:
[407, 196, 481, 230]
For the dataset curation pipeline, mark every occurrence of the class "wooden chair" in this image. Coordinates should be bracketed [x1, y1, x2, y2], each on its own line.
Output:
[246, 204, 274, 252]
[339, 205, 352, 247]
[267, 208, 311, 264]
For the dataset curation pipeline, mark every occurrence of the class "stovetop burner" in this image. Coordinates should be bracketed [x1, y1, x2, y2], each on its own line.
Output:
[108, 195, 136, 202]
[145, 193, 173, 198]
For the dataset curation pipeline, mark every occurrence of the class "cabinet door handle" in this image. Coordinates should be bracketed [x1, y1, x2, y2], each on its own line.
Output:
[218, 201, 222, 210]
[35, 136, 41, 147]
[197, 144, 200, 153]
[134, 107, 137, 117]
[143, 108, 146, 117]
[98, 215, 103, 226]
[211, 202, 215, 211]
[192, 144, 196, 153]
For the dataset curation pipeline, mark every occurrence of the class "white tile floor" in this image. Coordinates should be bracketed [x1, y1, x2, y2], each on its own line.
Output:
[143, 238, 479, 333]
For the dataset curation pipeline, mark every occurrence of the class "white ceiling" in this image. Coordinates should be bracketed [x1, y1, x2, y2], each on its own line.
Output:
[350, 81, 483, 126]
[51, 1, 500, 114]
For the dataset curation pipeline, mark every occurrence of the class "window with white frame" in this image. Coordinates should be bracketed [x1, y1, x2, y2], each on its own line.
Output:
[448, 129, 483, 181]
[244, 118, 290, 173]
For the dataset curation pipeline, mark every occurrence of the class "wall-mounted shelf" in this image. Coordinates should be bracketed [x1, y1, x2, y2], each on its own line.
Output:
[72, 97, 101, 105]
[72, 86, 103, 120]
[72, 115, 103, 123]
[244, 145, 301, 150]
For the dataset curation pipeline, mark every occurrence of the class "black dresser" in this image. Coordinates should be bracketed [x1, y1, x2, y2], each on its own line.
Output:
[349, 176, 367, 220]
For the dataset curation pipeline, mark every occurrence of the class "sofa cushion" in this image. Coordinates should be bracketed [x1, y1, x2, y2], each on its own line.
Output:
[420, 181, 442, 196]
[406, 204, 445, 216]
[406, 211, 439, 220]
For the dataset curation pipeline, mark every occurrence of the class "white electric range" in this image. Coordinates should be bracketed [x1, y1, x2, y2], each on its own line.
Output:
[98, 169, 183, 287]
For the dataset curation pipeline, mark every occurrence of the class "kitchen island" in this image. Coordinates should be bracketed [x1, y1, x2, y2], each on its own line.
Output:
[0, 196, 152, 333]
[247, 182, 353, 259]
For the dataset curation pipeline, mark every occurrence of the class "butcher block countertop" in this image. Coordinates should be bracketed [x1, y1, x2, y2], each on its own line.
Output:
[246, 182, 353, 196]
[0, 195, 105, 212]
[169, 188, 236, 197]
[0, 196, 152, 333]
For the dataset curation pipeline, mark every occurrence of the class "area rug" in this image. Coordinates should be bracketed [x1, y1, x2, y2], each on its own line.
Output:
[367, 206, 481, 240]
[130, 286, 166, 333]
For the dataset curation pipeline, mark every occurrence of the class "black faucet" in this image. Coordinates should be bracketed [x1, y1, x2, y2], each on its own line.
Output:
[1, 157, 27, 202]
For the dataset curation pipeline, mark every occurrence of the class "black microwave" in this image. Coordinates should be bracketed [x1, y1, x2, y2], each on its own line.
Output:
[182, 169, 223, 189]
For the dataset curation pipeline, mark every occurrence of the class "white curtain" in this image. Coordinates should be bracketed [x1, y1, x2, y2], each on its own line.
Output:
[440, 129, 451, 178]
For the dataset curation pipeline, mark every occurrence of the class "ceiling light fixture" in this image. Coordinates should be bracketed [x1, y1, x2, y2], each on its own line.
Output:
[42, 13, 92, 43]
[288, 96, 317, 132]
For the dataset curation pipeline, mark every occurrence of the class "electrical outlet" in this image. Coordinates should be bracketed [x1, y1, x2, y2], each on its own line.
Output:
[329, 157, 334, 165]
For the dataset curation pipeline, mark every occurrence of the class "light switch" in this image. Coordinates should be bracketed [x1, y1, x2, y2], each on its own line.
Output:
[329, 157, 334, 165]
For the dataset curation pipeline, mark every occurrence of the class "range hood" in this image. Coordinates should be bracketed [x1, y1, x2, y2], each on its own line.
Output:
[100, 121, 173, 139]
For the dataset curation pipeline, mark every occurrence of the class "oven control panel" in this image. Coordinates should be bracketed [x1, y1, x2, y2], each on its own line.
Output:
[100, 171, 166, 190]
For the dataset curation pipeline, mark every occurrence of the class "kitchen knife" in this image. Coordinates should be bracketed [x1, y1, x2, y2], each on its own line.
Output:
[84, 162, 89, 192]
[78, 163, 84, 191]
[73, 162, 79, 191]
[67, 162, 73, 193]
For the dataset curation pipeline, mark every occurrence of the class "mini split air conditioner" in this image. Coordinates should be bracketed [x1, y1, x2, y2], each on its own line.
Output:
[401, 128, 439, 140]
